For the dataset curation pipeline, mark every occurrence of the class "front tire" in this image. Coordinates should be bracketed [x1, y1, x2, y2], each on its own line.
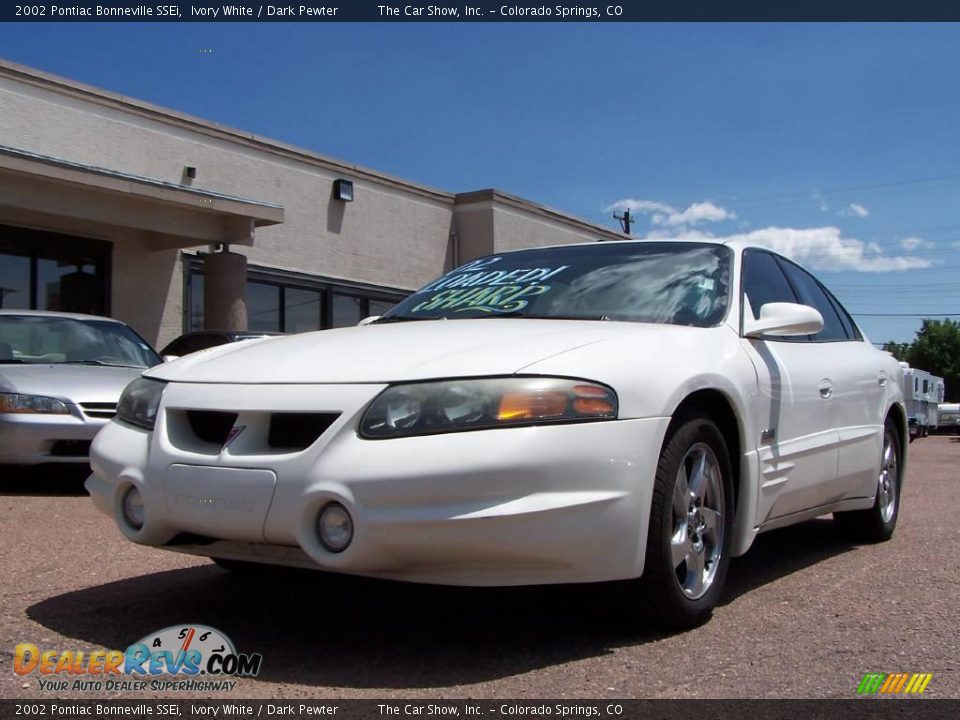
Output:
[834, 417, 901, 542]
[637, 415, 734, 630]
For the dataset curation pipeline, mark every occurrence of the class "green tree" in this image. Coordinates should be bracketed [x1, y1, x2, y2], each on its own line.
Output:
[905, 319, 960, 402]
[882, 341, 911, 362]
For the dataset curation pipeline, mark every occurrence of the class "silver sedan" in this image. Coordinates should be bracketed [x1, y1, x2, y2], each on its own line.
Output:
[0, 310, 160, 465]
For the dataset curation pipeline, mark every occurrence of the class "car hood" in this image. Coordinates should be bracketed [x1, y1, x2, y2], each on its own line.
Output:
[0, 364, 146, 403]
[147, 319, 652, 384]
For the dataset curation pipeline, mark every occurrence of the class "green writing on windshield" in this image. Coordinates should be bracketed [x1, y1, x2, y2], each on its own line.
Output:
[408, 260, 569, 314]
[412, 284, 551, 314]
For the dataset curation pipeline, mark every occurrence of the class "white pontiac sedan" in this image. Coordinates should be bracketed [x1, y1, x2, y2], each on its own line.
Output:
[88, 240, 906, 628]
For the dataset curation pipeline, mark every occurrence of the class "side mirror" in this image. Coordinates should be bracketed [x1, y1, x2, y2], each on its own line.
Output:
[744, 302, 823, 338]
[358, 316, 381, 326]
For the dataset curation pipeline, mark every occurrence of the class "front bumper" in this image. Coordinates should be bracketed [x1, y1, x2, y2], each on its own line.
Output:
[0, 409, 107, 464]
[88, 382, 670, 586]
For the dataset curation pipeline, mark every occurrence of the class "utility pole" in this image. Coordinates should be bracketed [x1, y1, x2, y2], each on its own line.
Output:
[614, 208, 633, 234]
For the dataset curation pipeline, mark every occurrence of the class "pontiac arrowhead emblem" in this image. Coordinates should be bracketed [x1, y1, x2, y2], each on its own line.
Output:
[223, 425, 246, 450]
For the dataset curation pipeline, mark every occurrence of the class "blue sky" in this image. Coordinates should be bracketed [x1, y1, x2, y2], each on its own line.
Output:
[2, 22, 958, 343]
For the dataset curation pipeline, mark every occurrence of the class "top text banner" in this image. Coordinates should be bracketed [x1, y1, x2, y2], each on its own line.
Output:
[3, 1, 960, 22]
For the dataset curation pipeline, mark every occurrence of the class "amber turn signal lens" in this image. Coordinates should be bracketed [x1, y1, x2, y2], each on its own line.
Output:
[573, 398, 615, 415]
[497, 391, 569, 421]
[571, 384, 616, 417]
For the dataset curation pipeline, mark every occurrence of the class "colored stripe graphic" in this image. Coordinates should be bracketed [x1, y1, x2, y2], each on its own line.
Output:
[857, 673, 886, 694]
[880, 673, 907, 693]
[904, 674, 933, 694]
[858, 672, 932, 694]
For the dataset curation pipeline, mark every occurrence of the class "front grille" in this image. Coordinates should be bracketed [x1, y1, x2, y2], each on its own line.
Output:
[186, 410, 238, 446]
[268, 413, 340, 451]
[50, 440, 92, 457]
[80, 402, 117, 419]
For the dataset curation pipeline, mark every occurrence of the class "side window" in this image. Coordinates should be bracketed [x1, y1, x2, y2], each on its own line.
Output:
[742, 250, 798, 321]
[776, 258, 850, 342]
[825, 290, 861, 340]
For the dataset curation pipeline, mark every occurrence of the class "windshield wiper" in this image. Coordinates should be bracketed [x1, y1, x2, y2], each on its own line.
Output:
[0, 358, 27, 364]
[523, 314, 612, 321]
[371, 315, 426, 324]
[56, 360, 143, 368]
[455, 312, 612, 321]
[374, 313, 612, 323]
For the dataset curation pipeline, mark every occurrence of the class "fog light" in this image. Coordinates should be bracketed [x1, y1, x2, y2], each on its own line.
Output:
[122, 485, 145, 530]
[317, 503, 353, 553]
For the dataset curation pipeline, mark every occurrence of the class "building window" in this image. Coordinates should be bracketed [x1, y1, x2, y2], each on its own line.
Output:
[0, 225, 109, 315]
[284, 288, 322, 333]
[247, 281, 281, 332]
[369, 299, 397, 317]
[184, 257, 406, 333]
[0, 253, 29, 310]
[188, 273, 204, 331]
[331, 293, 363, 328]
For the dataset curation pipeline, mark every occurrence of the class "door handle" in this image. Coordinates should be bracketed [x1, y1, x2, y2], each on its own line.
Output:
[818, 379, 833, 399]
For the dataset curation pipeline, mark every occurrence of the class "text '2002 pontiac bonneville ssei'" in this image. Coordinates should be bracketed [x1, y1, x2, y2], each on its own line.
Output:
[87, 240, 906, 629]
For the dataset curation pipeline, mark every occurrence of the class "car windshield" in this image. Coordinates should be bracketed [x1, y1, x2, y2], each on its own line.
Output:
[0, 316, 161, 367]
[380, 242, 732, 327]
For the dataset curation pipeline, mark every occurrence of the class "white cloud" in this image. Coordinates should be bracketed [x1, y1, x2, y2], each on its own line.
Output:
[899, 236, 932, 251]
[812, 193, 829, 212]
[605, 198, 735, 228]
[838, 203, 869, 218]
[717, 227, 934, 272]
[604, 196, 932, 272]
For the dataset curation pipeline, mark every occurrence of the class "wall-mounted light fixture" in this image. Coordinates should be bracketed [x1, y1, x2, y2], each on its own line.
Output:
[333, 178, 354, 202]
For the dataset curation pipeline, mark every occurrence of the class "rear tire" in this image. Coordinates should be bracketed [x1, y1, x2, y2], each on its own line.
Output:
[834, 417, 901, 543]
[636, 414, 734, 630]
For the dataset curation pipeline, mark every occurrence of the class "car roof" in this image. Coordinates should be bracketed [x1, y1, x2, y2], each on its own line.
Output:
[497, 237, 752, 254]
[0, 309, 125, 323]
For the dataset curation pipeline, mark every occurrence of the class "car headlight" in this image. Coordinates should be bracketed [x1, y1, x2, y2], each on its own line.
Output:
[116, 377, 167, 430]
[0, 393, 70, 415]
[360, 377, 618, 439]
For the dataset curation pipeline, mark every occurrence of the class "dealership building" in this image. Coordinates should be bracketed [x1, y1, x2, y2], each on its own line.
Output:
[0, 59, 625, 349]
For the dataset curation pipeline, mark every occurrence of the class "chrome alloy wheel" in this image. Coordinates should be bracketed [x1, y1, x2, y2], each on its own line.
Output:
[670, 442, 725, 600]
[878, 430, 899, 524]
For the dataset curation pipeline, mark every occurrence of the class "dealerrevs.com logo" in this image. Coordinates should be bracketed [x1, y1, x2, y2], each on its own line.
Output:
[857, 672, 933, 695]
[14, 624, 262, 692]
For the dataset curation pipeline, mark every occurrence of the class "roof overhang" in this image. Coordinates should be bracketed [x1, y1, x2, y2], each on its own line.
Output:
[0, 145, 284, 248]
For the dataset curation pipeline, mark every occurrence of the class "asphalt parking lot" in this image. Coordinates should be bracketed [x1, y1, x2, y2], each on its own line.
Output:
[2, 436, 958, 700]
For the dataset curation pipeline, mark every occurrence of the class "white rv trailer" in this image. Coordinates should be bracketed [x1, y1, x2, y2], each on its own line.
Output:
[900, 363, 946, 439]
[937, 403, 960, 434]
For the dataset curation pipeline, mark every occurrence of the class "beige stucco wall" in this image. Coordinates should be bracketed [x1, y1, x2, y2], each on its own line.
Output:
[492, 204, 621, 252]
[452, 191, 626, 261]
[0, 61, 626, 348]
[0, 67, 456, 345]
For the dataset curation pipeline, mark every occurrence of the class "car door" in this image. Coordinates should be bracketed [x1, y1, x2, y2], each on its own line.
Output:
[775, 257, 885, 500]
[740, 249, 840, 523]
